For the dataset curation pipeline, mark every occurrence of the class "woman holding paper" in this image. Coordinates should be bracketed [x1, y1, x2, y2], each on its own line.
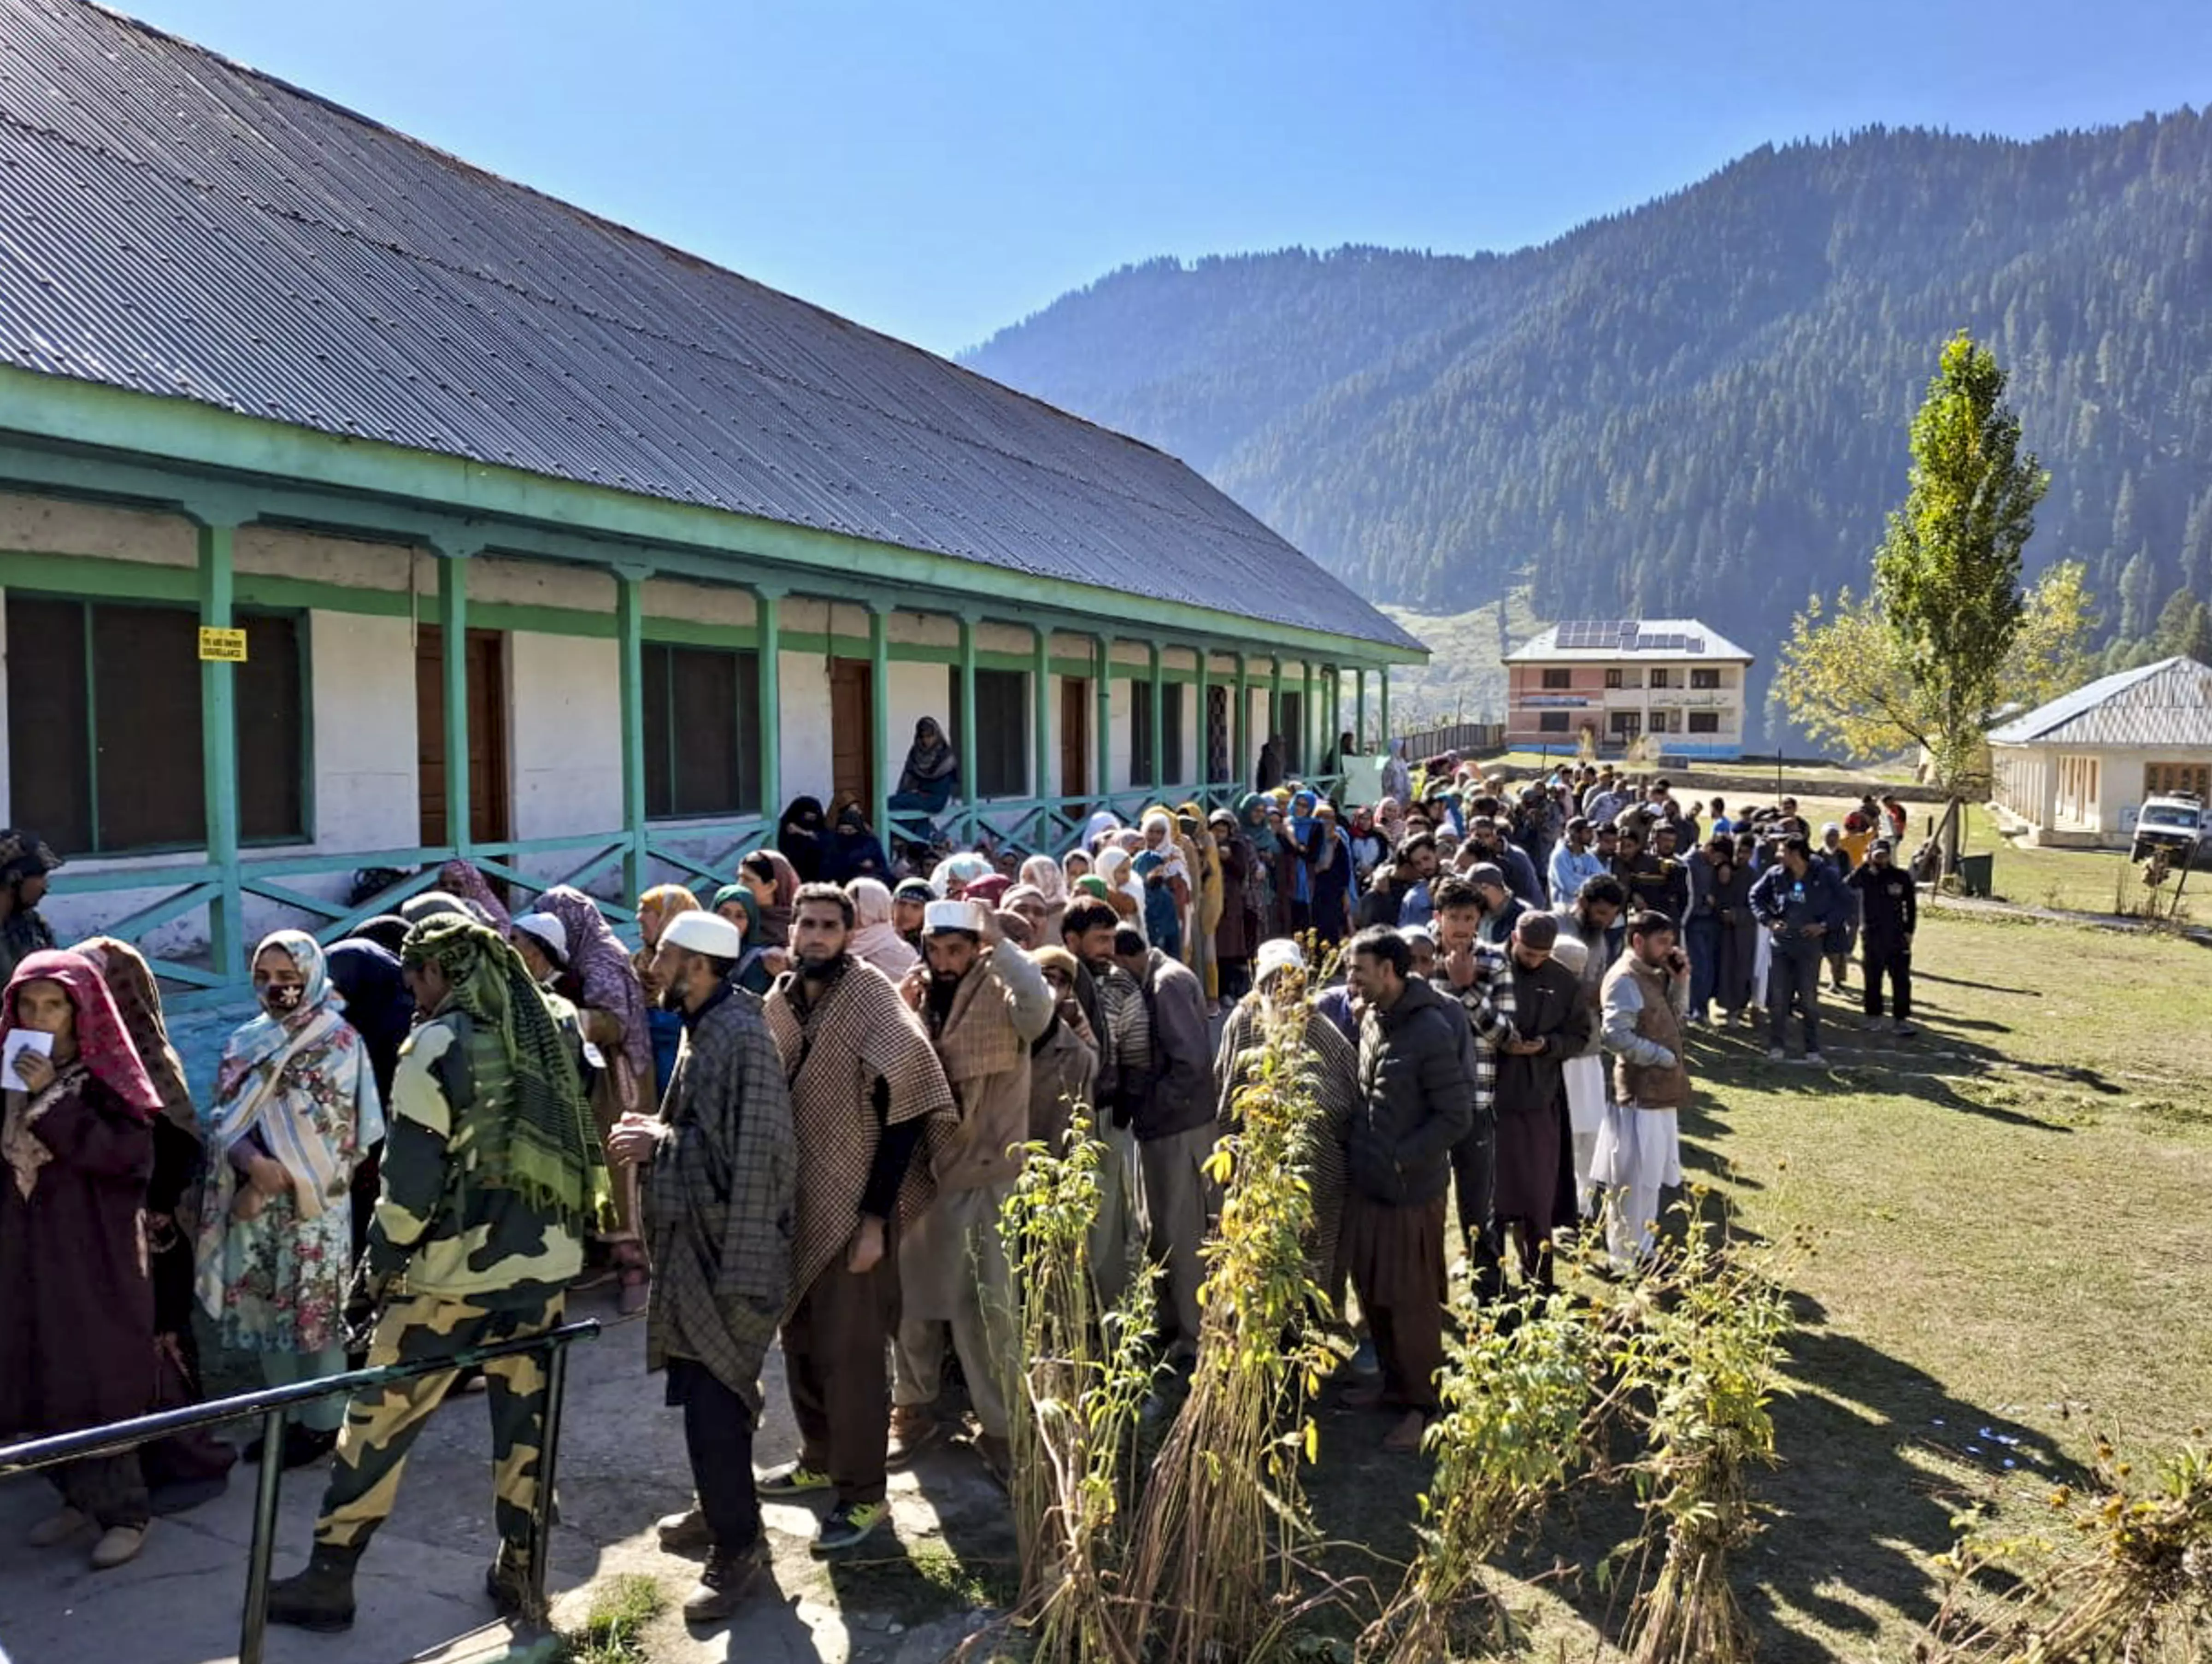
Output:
[195, 931, 383, 1469]
[0, 947, 165, 1569]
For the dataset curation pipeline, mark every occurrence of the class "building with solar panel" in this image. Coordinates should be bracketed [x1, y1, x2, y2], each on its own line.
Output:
[1503, 619, 1755, 760]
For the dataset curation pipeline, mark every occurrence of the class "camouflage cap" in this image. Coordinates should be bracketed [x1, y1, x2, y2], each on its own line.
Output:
[0, 830, 64, 884]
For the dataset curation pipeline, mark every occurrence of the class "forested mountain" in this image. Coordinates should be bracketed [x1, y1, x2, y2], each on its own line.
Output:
[965, 112, 2212, 730]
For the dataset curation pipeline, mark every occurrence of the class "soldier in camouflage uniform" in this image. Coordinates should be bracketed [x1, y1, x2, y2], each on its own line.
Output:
[267, 917, 612, 1633]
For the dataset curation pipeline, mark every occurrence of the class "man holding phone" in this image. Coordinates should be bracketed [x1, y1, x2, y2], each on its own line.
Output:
[1590, 911, 1693, 1270]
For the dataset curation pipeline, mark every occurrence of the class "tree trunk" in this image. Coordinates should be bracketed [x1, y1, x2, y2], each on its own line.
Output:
[1937, 797, 1963, 880]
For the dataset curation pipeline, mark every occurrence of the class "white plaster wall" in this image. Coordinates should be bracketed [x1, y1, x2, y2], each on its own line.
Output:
[0, 493, 194, 564]
[237, 527, 413, 590]
[644, 577, 755, 629]
[778, 647, 835, 807]
[1107, 676, 1135, 789]
[472, 555, 616, 613]
[307, 610, 417, 852]
[508, 631, 622, 853]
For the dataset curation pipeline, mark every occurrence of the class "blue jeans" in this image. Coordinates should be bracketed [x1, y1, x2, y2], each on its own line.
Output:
[1765, 949, 1822, 1052]
[1686, 916, 1720, 1018]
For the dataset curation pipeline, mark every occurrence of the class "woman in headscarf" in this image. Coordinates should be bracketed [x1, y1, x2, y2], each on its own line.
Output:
[1178, 803, 1224, 1004]
[435, 859, 512, 935]
[888, 716, 961, 845]
[317, 936, 412, 1353]
[1236, 794, 1283, 941]
[1208, 807, 1257, 1002]
[965, 871, 1012, 910]
[1348, 806, 1388, 886]
[538, 885, 655, 1314]
[709, 883, 779, 995]
[1062, 847, 1093, 891]
[846, 877, 920, 982]
[822, 797, 892, 886]
[1079, 809, 1122, 852]
[1018, 853, 1071, 944]
[1093, 846, 1147, 937]
[1381, 739, 1412, 806]
[776, 796, 830, 884]
[196, 931, 383, 1470]
[737, 848, 800, 949]
[634, 884, 701, 1100]
[73, 937, 237, 1509]
[1, 948, 165, 1568]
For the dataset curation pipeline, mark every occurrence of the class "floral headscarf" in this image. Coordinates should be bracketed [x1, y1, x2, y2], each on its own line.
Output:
[636, 883, 702, 947]
[1020, 853, 1068, 905]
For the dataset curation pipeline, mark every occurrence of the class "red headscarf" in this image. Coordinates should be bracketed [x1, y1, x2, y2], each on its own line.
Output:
[1, 949, 163, 1121]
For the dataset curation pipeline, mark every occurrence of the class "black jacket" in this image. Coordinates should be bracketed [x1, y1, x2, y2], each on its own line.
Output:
[1493, 958, 1593, 1118]
[1848, 862, 1918, 940]
[1350, 975, 1476, 1205]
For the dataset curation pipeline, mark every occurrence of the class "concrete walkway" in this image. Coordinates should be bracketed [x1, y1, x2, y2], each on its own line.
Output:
[0, 1280, 1014, 1664]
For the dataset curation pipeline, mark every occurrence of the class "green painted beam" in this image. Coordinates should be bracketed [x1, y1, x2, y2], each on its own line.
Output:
[195, 518, 241, 980]
[1356, 667, 1368, 752]
[0, 370, 1426, 665]
[1147, 641, 1164, 795]
[755, 585, 783, 816]
[1094, 635, 1112, 801]
[614, 565, 649, 900]
[870, 604, 891, 846]
[1195, 647, 1210, 783]
[1234, 653, 1249, 790]
[439, 552, 471, 857]
[1268, 657, 1283, 759]
[956, 612, 978, 848]
[1303, 660, 1317, 777]
[1381, 665, 1391, 741]
[1031, 623, 1051, 818]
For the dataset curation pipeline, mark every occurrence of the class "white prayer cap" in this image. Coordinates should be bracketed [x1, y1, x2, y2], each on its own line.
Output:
[1254, 938, 1306, 984]
[511, 912, 569, 968]
[924, 898, 988, 936]
[1548, 935, 1589, 975]
[662, 910, 746, 959]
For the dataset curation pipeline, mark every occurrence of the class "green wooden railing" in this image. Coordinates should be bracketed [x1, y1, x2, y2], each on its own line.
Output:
[57, 776, 1370, 1005]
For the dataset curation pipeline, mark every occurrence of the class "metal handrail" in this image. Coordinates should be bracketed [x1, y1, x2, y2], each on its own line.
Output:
[0, 1317, 601, 1664]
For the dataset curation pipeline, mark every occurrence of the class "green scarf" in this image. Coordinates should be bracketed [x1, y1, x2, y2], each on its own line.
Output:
[403, 918, 613, 1234]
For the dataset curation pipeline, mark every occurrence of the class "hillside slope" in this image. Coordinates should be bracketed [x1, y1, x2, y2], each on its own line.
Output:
[967, 113, 2212, 709]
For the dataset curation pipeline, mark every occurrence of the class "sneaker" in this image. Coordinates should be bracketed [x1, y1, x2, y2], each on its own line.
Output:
[885, 1405, 945, 1467]
[757, 1460, 834, 1498]
[1766, 1046, 1787, 1062]
[1685, 1011, 1707, 1028]
[683, 1541, 769, 1624]
[27, 1506, 90, 1548]
[1801, 1051, 1827, 1068]
[657, 1505, 714, 1556]
[89, 1524, 147, 1570]
[810, 1500, 886, 1557]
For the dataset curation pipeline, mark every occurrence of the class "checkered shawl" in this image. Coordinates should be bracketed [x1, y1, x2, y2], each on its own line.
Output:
[1213, 991, 1356, 1283]
[763, 957, 956, 1305]
[641, 988, 796, 1412]
[1430, 943, 1519, 1117]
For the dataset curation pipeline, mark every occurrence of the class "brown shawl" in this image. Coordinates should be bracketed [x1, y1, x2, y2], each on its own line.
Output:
[763, 957, 956, 1305]
[72, 936, 195, 1134]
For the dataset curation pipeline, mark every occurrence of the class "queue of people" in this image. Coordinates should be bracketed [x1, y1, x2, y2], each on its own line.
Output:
[0, 750, 1924, 1629]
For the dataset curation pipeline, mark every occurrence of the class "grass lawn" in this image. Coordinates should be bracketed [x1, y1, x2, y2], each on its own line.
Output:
[1300, 907, 2212, 1661]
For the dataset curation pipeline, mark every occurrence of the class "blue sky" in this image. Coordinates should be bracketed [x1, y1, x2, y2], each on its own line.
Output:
[129, 0, 2212, 356]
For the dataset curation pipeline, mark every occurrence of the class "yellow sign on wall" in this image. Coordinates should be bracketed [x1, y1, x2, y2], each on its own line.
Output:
[197, 626, 248, 662]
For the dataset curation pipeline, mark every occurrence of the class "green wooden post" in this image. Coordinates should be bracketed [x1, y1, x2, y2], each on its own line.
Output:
[870, 603, 891, 844]
[1302, 660, 1317, 780]
[1094, 635, 1112, 800]
[755, 586, 783, 818]
[1356, 667, 1369, 752]
[438, 550, 471, 857]
[1147, 641, 1164, 794]
[956, 612, 979, 846]
[196, 517, 241, 982]
[1032, 623, 1052, 831]
[1381, 665, 1391, 744]
[613, 564, 649, 900]
[1268, 657, 1283, 767]
[1194, 646, 1210, 789]
[1234, 653, 1250, 788]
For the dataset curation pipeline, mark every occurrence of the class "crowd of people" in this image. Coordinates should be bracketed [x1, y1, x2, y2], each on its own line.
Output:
[0, 743, 1928, 1632]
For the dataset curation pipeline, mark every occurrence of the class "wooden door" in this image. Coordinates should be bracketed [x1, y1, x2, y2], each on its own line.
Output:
[1060, 677, 1088, 803]
[830, 659, 875, 810]
[417, 626, 511, 847]
[1206, 685, 1229, 783]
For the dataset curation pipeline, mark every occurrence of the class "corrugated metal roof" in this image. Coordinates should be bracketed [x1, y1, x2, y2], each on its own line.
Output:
[1987, 656, 2212, 747]
[0, 0, 1423, 655]
[1505, 618, 1755, 664]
